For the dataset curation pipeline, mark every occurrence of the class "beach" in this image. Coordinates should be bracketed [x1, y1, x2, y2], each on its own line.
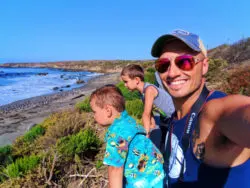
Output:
[0, 72, 120, 146]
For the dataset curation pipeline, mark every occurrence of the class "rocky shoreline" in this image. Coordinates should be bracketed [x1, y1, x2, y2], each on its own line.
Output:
[0, 72, 120, 146]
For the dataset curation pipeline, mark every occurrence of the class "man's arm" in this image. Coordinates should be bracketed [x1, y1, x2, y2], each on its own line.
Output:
[108, 166, 123, 188]
[142, 86, 158, 136]
[201, 95, 250, 147]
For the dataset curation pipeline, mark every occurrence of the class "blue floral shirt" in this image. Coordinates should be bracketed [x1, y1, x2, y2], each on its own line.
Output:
[103, 111, 165, 187]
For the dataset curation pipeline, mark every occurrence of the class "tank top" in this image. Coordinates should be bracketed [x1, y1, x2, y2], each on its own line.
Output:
[142, 82, 174, 118]
[166, 91, 250, 188]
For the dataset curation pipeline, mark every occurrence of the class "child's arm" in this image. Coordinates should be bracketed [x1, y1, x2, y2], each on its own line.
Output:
[150, 114, 156, 129]
[108, 166, 123, 188]
[142, 86, 158, 136]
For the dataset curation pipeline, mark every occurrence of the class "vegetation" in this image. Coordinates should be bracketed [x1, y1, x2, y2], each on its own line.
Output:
[0, 110, 104, 187]
[219, 64, 250, 95]
[21, 124, 45, 143]
[75, 97, 91, 112]
[3, 155, 40, 179]
[206, 58, 229, 85]
[0, 145, 13, 170]
[116, 81, 141, 101]
[145, 71, 156, 84]
[126, 99, 144, 119]
[208, 37, 250, 64]
[56, 128, 102, 159]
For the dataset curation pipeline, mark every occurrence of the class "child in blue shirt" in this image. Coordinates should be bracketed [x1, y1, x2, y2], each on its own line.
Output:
[90, 85, 165, 188]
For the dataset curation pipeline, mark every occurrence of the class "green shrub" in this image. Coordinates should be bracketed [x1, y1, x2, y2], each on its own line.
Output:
[140, 61, 154, 68]
[75, 97, 91, 112]
[0, 145, 13, 182]
[40, 110, 87, 147]
[116, 82, 141, 100]
[126, 99, 144, 119]
[144, 72, 156, 84]
[3, 155, 40, 178]
[22, 124, 45, 143]
[206, 58, 228, 83]
[96, 160, 103, 169]
[56, 128, 102, 159]
[11, 124, 45, 157]
[146, 67, 155, 73]
[0, 145, 13, 166]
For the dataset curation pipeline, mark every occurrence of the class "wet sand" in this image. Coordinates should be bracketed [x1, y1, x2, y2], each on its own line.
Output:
[0, 73, 120, 146]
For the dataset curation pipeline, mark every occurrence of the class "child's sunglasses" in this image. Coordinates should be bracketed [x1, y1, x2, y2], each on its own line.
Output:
[155, 55, 202, 73]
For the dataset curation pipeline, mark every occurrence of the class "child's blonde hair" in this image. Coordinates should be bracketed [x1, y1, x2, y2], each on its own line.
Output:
[90, 84, 125, 112]
[121, 64, 144, 81]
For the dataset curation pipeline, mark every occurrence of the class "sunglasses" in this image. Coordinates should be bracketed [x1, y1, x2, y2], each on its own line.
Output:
[155, 55, 202, 73]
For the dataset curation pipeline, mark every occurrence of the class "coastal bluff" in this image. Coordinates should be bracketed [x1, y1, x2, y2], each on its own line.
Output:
[0, 59, 153, 73]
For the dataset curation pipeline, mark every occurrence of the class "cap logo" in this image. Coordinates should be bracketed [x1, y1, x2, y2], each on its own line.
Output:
[172, 29, 190, 36]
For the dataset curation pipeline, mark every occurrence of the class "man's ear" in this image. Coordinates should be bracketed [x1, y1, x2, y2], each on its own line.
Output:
[202, 57, 209, 76]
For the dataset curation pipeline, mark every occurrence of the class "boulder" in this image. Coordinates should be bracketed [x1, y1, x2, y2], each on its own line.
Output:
[53, 87, 59, 90]
[76, 79, 85, 84]
[37, 72, 48, 76]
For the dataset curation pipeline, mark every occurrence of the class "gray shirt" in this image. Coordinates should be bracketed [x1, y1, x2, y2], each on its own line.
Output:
[142, 82, 175, 118]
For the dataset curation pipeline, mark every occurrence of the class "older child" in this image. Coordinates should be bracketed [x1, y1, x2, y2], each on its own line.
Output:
[90, 85, 165, 188]
[121, 64, 174, 137]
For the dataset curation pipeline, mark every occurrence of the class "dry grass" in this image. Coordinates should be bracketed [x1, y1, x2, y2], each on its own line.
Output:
[218, 63, 250, 95]
[39, 109, 87, 147]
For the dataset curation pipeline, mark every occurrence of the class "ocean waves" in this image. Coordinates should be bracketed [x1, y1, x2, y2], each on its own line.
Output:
[0, 67, 102, 106]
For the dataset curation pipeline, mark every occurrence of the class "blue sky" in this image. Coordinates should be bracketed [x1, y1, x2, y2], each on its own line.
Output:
[1, 0, 250, 63]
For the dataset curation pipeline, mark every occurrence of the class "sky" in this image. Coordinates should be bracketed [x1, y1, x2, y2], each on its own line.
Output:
[1, 0, 250, 63]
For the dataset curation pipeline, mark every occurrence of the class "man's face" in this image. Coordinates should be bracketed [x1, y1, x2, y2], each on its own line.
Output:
[157, 40, 208, 99]
[121, 75, 138, 91]
[90, 98, 110, 126]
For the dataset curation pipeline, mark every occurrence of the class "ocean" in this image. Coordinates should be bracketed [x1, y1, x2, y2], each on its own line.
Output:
[0, 67, 102, 106]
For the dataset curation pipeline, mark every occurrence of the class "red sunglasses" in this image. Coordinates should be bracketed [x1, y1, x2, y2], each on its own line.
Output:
[155, 55, 202, 73]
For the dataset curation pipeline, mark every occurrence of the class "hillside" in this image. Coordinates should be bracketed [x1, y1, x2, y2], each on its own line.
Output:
[208, 37, 250, 64]
[206, 37, 250, 96]
[0, 60, 153, 73]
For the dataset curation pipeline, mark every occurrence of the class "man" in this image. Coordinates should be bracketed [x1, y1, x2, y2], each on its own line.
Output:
[151, 29, 250, 187]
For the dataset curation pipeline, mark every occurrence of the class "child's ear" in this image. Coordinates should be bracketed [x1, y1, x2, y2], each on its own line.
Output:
[135, 77, 141, 84]
[105, 105, 113, 117]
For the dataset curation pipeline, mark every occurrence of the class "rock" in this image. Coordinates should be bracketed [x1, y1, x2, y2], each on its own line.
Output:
[37, 73, 48, 76]
[61, 85, 71, 88]
[76, 79, 85, 84]
[53, 87, 59, 90]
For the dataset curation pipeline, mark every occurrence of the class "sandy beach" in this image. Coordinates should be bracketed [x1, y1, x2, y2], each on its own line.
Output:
[0, 72, 120, 147]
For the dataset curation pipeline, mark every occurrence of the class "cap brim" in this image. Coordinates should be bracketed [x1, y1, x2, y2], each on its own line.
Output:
[151, 35, 177, 57]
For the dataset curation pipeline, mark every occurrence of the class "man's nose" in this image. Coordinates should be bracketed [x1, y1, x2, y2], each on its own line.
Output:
[166, 62, 181, 78]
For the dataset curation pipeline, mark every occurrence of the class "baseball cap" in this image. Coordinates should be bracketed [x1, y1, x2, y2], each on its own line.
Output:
[151, 29, 207, 57]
